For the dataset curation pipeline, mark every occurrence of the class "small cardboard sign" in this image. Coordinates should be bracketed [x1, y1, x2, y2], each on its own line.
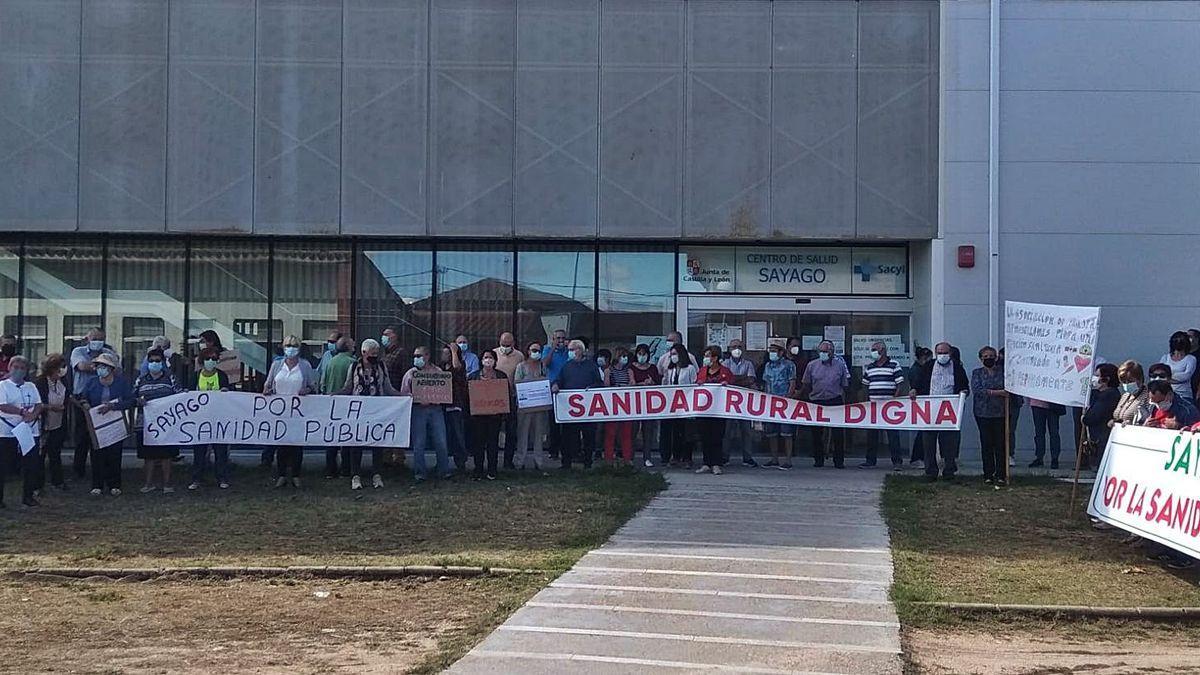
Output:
[516, 379, 553, 412]
[469, 378, 510, 416]
[411, 369, 453, 405]
[87, 405, 130, 449]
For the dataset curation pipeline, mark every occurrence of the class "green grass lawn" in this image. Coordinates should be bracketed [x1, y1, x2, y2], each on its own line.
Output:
[882, 475, 1200, 628]
[1, 465, 665, 571]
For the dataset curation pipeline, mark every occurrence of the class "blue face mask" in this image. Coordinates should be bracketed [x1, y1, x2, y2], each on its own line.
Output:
[769, 352, 781, 362]
[326, 342, 337, 353]
[283, 346, 299, 359]
[88, 340, 105, 353]
[381, 335, 390, 347]
[203, 359, 218, 371]
[96, 366, 111, 379]
[529, 350, 541, 360]
[412, 356, 426, 369]
[148, 361, 164, 374]
[9, 368, 25, 382]
[1120, 382, 1139, 394]
[818, 352, 831, 363]
[596, 357, 607, 367]
[457, 342, 468, 353]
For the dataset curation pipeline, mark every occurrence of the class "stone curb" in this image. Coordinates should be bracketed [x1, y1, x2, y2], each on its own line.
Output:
[914, 601, 1200, 620]
[4, 565, 549, 582]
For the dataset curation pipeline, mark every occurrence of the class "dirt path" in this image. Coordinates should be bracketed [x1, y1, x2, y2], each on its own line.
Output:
[0, 575, 544, 674]
[905, 626, 1200, 674]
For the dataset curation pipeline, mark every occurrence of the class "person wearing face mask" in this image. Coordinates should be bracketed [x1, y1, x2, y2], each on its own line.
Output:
[379, 326, 408, 470]
[800, 340, 850, 469]
[468, 350, 508, 480]
[80, 352, 134, 496]
[133, 348, 183, 493]
[602, 347, 636, 467]
[493, 332, 524, 470]
[319, 336, 357, 479]
[0, 334, 17, 380]
[139, 336, 186, 382]
[542, 329, 571, 461]
[786, 337, 809, 388]
[188, 348, 232, 490]
[997, 347, 1022, 469]
[0, 355, 44, 508]
[1110, 360, 1149, 430]
[1081, 363, 1120, 470]
[263, 336, 316, 488]
[34, 354, 70, 492]
[513, 341, 549, 473]
[1138, 380, 1200, 429]
[69, 328, 120, 480]
[336, 338, 398, 489]
[969, 346, 1008, 484]
[314, 330, 344, 387]
[1160, 331, 1196, 402]
[630, 343, 663, 467]
[861, 341, 907, 471]
[657, 331, 686, 374]
[760, 343, 798, 469]
[910, 342, 969, 481]
[401, 346, 453, 482]
[553, 339, 603, 470]
[908, 347, 933, 468]
[721, 339, 758, 468]
[661, 342, 698, 468]
[194, 330, 242, 389]
[695, 346, 734, 475]
[441, 342, 471, 473]
[455, 334, 481, 379]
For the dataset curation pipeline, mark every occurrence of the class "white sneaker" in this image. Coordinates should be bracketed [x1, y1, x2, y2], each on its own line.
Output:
[162, 486, 175, 494]
[110, 488, 122, 496]
[372, 474, 384, 489]
[351, 475, 363, 490]
[644, 459, 654, 468]
[90, 488, 102, 496]
[139, 485, 155, 494]
[1009, 456, 1016, 467]
[275, 477, 288, 489]
[291, 477, 302, 489]
[712, 465, 723, 475]
[218, 482, 230, 490]
[695, 465, 711, 474]
[187, 482, 199, 491]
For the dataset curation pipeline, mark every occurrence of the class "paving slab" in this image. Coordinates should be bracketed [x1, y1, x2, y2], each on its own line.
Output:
[447, 466, 901, 674]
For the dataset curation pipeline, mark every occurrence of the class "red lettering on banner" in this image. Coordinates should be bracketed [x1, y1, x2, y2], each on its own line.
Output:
[647, 390, 666, 414]
[1147, 489, 1161, 521]
[588, 396, 609, 417]
[1175, 497, 1191, 531]
[747, 391, 766, 416]
[612, 392, 631, 416]
[670, 390, 690, 413]
[1103, 476, 1118, 507]
[882, 400, 904, 425]
[1131, 484, 1145, 517]
[568, 394, 585, 418]
[1114, 479, 1129, 511]
[790, 401, 812, 421]
[725, 388, 744, 413]
[935, 400, 958, 425]
[768, 395, 788, 420]
[816, 404, 830, 423]
[847, 404, 865, 424]
[695, 388, 713, 413]
[912, 400, 931, 426]
[1156, 494, 1176, 526]
[634, 391, 643, 415]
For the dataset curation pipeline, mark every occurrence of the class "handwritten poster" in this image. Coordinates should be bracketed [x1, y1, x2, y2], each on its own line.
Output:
[1004, 301, 1100, 407]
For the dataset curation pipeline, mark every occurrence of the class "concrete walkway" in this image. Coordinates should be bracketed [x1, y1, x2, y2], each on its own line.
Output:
[448, 465, 902, 674]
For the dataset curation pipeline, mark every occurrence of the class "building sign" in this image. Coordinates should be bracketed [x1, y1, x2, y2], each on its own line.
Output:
[679, 245, 907, 296]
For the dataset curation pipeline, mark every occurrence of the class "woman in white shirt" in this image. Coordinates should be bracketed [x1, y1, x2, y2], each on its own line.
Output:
[661, 343, 698, 468]
[263, 335, 316, 488]
[0, 355, 44, 508]
[1161, 331, 1197, 401]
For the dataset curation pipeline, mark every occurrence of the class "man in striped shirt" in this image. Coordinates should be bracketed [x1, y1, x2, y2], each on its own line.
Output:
[861, 341, 905, 470]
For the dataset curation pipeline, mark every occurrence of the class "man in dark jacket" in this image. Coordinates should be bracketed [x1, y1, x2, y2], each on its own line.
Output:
[553, 339, 603, 470]
[909, 341, 970, 481]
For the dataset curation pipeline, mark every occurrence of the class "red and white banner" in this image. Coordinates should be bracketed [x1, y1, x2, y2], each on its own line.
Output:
[1088, 424, 1200, 559]
[553, 384, 965, 431]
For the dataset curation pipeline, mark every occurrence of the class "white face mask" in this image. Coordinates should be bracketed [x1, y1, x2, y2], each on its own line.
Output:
[730, 349, 742, 359]
[936, 353, 951, 365]
[789, 346, 800, 356]
[499, 345, 512, 355]
[702, 356, 713, 367]
[669, 354, 680, 365]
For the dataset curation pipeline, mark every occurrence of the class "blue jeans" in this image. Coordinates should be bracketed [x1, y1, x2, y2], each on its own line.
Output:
[191, 444, 230, 484]
[1032, 406, 1062, 462]
[411, 405, 450, 480]
[866, 428, 902, 465]
[722, 420, 754, 462]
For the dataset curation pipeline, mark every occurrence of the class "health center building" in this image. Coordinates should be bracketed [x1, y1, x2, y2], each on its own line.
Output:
[1, 0, 1197, 450]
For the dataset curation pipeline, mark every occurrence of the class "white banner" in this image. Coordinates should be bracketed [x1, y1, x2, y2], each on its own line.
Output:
[143, 392, 411, 447]
[553, 384, 965, 431]
[1088, 425, 1200, 559]
[1004, 301, 1101, 407]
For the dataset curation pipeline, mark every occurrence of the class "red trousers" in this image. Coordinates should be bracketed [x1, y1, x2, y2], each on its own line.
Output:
[604, 421, 634, 462]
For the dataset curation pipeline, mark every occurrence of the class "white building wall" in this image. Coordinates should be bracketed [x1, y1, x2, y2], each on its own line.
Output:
[938, 0, 1200, 455]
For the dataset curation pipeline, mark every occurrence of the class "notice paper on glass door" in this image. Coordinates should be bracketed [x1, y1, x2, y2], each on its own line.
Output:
[823, 326, 846, 355]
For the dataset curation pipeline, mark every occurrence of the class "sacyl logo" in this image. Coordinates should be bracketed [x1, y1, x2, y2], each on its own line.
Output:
[854, 260, 905, 282]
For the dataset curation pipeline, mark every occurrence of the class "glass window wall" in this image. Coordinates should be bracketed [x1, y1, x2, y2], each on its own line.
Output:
[23, 240, 104, 360]
[189, 240, 271, 387]
[435, 246, 514, 351]
[517, 247, 595, 349]
[598, 246, 675, 355]
[106, 240, 186, 378]
[0, 242, 21, 352]
[356, 247, 434, 353]
[272, 242, 353, 367]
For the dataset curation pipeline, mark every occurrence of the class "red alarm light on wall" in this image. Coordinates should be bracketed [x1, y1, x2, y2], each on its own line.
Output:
[957, 245, 975, 268]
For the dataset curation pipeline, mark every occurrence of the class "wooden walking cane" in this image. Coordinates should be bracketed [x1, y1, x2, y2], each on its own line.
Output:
[1068, 426, 1090, 518]
[1004, 395, 1011, 484]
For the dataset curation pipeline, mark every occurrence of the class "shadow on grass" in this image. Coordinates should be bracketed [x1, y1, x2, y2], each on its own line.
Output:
[0, 464, 666, 571]
[882, 474, 1200, 626]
